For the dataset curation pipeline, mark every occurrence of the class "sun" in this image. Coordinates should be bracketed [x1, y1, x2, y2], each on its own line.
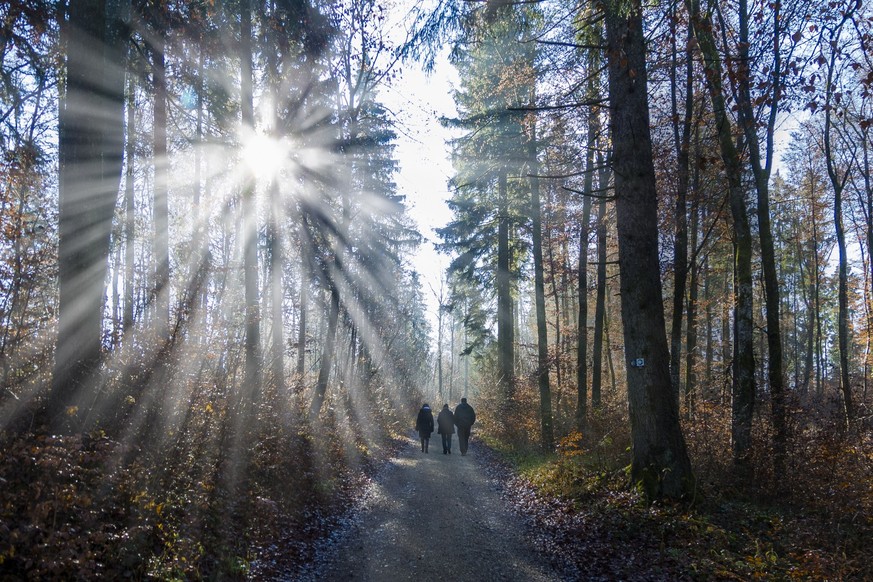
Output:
[241, 130, 289, 181]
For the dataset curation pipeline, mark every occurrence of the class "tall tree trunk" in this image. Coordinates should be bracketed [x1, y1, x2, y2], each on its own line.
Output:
[497, 170, 513, 401]
[832, 175, 853, 425]
[297, 264, 308, 379]
[736, 0, 787, 477]
[823, 14, 855, 426]
[669, 13, 694, 409]
[721, 270, 732, 405]
[269, 215, 284, 394]
[310, 284, 340, 419]
[861, 129, 872, 399]
[123, 67, 135, 335]
[575, 106, 596, 432]
[688, 0, 756, 470]
[152, 29, 169, 343]
[52, 0, 128, 426]
[545, 199, 563, 394]
[265, 20, 284, 397]
[685, 195, 700, 418]
[437, 297, 444, 401]
[241, 0, 261, 404]
[592, 189, 607, 412]
[703, 258, 713, 389]
[530, 105, 554, 450]
[604, 0, 694, 499]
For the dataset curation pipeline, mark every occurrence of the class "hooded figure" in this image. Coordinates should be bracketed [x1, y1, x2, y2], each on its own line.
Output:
[415, 403, 434, 453]
[453, 398, 476, 456]
[437, 404, 455, 454]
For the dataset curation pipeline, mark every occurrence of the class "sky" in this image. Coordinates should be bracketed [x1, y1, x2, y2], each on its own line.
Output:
[381, 48, 460, 335]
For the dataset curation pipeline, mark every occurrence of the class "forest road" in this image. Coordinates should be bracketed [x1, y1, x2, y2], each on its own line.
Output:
[304, 433, 565, 582]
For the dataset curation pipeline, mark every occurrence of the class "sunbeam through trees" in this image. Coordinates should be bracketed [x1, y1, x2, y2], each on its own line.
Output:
[1, 0, 873, 578]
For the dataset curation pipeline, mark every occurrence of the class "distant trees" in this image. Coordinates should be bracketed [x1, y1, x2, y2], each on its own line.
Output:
[438, 6, 534, 414]
[429, 0, 872, 499]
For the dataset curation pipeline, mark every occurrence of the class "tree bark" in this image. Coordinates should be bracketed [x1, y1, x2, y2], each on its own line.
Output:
[497, 170, 513, 401]
[241, 0, 261, 405]
[575, 106, 595, 433]
[297, 262, 308, 378]
[687, 0, 756, 469]
[152, 27, 169, 343]
[529, 105, 554, 450]
[685, 194, 699, 417]
[669, 12, 693, 410]
[51, 0, 128, 426]
[604, 0, 694, 499]
[823, 12, 855, 426]
[310, 284, 340, 419]
[123, 67, 135, 335]
[736, 0, 787, 477]
[592, 190, 607, 412]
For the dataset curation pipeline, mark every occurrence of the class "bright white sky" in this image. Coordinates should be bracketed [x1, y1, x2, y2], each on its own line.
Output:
[381, 46, 459, 335]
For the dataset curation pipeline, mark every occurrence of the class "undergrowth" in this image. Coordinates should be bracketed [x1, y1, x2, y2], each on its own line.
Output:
[480, 385, 873, 580]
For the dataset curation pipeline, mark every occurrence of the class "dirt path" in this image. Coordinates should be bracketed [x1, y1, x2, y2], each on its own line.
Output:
[295, 432, 567, 581]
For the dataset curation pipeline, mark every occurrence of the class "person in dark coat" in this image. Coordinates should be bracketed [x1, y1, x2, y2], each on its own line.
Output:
[437, 404, 455, 454]
[415, 403, 434, 453]
[453, 397, 476, 456]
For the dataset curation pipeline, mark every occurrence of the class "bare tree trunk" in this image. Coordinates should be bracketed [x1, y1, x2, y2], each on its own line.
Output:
[152, 29, 170, 343]
[123, 69, 135, 335]
[310, 285, 340, 419]
[51, 0, 128, 426]
[497, 170, 513, 401]
[269, 216, 284, 394]
[685, 194, 699, 418]
[823, 14, 855, 426]
[241, 0, 261, 405]
[669, 4, 693, 410]
[737, 0, 787, 477]
[604, 0, 694, 498]
[575, 104, 595, 433]
[297, 258, 308, 379]
[530, 105, 554, 450]
[688, 0, 756, 470]
[704, 258, 713, 390]
[592, 189, 607, 412]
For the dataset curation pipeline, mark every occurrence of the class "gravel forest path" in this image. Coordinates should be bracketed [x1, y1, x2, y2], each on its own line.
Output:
[297, 433, 568, 581]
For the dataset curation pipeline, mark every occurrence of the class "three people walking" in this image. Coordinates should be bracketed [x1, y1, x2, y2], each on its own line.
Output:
[417, 398, 476, 456]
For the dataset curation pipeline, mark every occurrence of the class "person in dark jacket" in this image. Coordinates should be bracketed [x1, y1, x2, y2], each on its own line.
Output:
[437, 404, 455, 454]
[415, 403, 434, 453]
[453, 397, 476, 456]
